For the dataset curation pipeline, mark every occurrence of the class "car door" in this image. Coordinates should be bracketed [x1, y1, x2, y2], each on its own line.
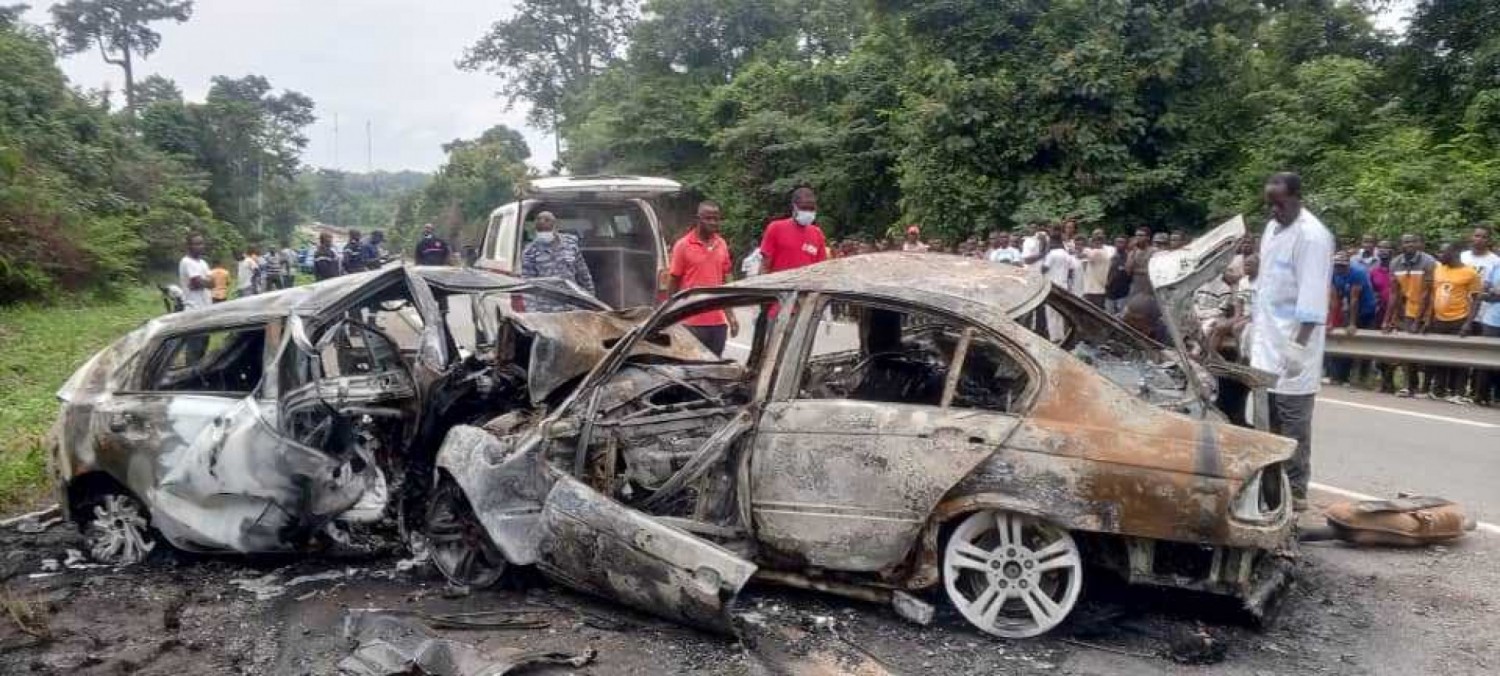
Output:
[748, 296, 1031, 572]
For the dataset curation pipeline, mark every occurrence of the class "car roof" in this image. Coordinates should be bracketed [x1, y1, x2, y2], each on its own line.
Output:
[151, 266, 599, 334]
[729, 253, 1051, 317]
[524, 175, 681, 195]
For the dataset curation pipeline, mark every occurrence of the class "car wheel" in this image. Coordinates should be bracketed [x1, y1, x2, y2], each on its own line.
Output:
[424, 478, 507, 589]
[942, 509, 1083, 638]
[82, 493, 156, 566]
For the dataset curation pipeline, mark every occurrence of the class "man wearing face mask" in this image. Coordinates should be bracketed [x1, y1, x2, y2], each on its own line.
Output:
[414, 223, 453, 266]
[522, 211, 595, 311]
[758, 186, 828, 275]
[1250, 172, 1333, 511]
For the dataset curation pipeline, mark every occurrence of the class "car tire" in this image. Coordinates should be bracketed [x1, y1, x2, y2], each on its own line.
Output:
[423, 477, 507, 589]
[941, 509, 1083, 638]
[80, 492, 156, 566]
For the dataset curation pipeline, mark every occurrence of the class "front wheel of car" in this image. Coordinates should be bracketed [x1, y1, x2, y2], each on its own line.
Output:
[424, 478, 507, 589]
[942, 509, 1083, 639]
[82, 492, 156, 566]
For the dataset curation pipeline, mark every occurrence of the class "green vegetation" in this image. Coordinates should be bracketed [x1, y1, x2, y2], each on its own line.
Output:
[462, 0, 1500, 249]
[0, 286, 161, 508]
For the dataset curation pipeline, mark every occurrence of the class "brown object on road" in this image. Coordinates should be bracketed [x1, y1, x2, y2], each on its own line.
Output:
[1323, 496, 1475, 547]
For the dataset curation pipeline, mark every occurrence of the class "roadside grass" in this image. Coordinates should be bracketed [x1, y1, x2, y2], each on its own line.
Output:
[0, 286, 162, 511]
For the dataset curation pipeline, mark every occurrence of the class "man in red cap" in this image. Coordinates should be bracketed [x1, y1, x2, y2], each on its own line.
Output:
[902, 225, 930, 252]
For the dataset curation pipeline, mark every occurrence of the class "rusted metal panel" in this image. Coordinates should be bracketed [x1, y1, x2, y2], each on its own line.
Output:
[750, 401, 1019, 571]
[509, 310, 719, 404]
[535, 475, 757, 633]
[433, 424, 552, 565]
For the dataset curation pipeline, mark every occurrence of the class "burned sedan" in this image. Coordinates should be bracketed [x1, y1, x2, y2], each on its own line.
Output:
[49, 265, 608, 565]
[425, 216, 1296, 639]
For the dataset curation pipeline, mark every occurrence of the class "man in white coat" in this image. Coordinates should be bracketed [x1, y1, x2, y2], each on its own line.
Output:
[1249, 172, 1334, 511]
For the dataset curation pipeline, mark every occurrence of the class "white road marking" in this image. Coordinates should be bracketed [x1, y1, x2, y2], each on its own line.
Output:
[1308, 482, 1499, 535]
[1316, 397, 1500, 429]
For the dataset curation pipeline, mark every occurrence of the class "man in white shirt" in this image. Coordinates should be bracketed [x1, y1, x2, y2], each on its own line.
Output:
[1079, 229, 1115, 307]
[901, 225, 930, 252]
[177, 234, 213, 311]
[236, 247, 260, 298]
[986, 231, 1021, 265]
[1020, 224, 1049, 274]
[177, 234, 214, 363]
[1249, 172, 1334, 510]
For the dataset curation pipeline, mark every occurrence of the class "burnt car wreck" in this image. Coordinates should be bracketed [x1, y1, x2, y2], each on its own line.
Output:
[49, 265, 612, 563]
[422, 216, 1298, 639]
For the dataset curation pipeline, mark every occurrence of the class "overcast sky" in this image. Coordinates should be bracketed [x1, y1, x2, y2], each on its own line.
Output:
[24, 1, 1413, 176]
[25, 0, 554, 173]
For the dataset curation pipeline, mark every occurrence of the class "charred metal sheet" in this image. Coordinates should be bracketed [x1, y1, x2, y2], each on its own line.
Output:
[729, 252, 1051, 320]
[750, 401, 1017, 571]
[535, 475, 757, 634]
[433, 425, 553, 566]
[508, 310, 719, 403]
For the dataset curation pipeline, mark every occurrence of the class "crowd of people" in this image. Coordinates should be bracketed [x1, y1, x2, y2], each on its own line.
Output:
[175, 225, 458, 311]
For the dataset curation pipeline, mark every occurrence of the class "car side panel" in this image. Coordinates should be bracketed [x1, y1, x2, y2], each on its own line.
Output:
[750, 400, 1017, 571]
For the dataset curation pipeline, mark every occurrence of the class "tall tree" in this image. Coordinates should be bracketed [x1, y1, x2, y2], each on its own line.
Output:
[460, 0, 634, 136]
[49, 0, 193, 117]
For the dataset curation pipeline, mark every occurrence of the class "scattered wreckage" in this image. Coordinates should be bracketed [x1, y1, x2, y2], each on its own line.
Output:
[420, 216, 1300, 639]
[48, 265, 611, 564]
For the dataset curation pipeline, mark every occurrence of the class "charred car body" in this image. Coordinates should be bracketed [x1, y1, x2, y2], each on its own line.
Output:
[49, 266, 609, 564]
[425, 216, 1296, 638]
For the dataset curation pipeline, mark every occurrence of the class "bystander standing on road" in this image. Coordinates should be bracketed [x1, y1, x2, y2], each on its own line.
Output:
[1251, 172, 1333, 510]
[1327, 252, 1377, 386]
[1477, 250, 1500, 405]
[279, 243, 297, 288]
[313, 232, 341, 280]
[1461, 225, 1499, 404]
[1383, 233, 1437, 397]
[365, 230, 386, 268]
[1168, 229, 1187, 251]
[1078, 229, 1114, 308]
[1366, 241, 1396, 392]
[1020, 223, 1049, 274]
[1353, 233, 1379, 268]
[666, 202, 739, 356]
[343, 229, 369, 273]
[1124, 227, 1155, 298]
[235, 247, 260, 298]
[521, 211, 596, 311]
[1421, 241, 1483, 404]
[1104, 234, 1131, 314]
[209, 259, 229, 304]
[178, 234, 213, 312]
[261, 243, 283, 291]
[901, 225, 929, 252]
[752, 187, 829, 361]
[987, 232, 1021, 265]
[414, 223, 453, 266]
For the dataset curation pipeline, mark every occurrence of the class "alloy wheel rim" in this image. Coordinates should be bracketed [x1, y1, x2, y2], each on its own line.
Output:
[943, 509, 1082, 638]
[87, 494, 154, 565]
[425, 483, 505, 588]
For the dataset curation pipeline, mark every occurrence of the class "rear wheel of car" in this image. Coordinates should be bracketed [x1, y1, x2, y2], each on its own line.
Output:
[424, 478, 507, 589]
[81, 492, 155, 566]
[942, 509, 1083, 638]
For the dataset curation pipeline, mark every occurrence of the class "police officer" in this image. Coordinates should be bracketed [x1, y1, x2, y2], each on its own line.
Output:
[414, 223, 453, 266]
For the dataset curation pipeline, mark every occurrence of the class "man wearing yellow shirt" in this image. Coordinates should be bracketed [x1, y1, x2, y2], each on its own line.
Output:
[1383, 233, 1436, 397]
[1422, 241, 1484, 403]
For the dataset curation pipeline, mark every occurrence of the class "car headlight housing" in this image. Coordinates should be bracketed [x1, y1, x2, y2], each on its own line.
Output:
[1231, 462, 1288, 523]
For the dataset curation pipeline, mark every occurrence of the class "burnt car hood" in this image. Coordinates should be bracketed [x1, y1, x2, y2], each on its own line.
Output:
[511, 308, 721, 404]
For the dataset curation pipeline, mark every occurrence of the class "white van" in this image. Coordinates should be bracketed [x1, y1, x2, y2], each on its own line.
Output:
[478, 175, 681, 309]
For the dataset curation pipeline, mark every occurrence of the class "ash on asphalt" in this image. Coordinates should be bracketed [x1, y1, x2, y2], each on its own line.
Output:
[0, 518, 1487, 675]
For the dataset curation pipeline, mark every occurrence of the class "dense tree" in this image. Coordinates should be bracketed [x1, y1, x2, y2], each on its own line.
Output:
[392, 125, 532, 251]
[459, 0, 634, 136]
[48, 0, 193, 117]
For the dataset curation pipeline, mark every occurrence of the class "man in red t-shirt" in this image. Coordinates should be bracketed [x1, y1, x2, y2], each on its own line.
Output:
[758, 186, 828, 274]
[668, 201, 738, 355]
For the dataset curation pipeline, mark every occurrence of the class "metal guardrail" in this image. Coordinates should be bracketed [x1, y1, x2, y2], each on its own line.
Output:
[1323, 332, 1500, 369]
